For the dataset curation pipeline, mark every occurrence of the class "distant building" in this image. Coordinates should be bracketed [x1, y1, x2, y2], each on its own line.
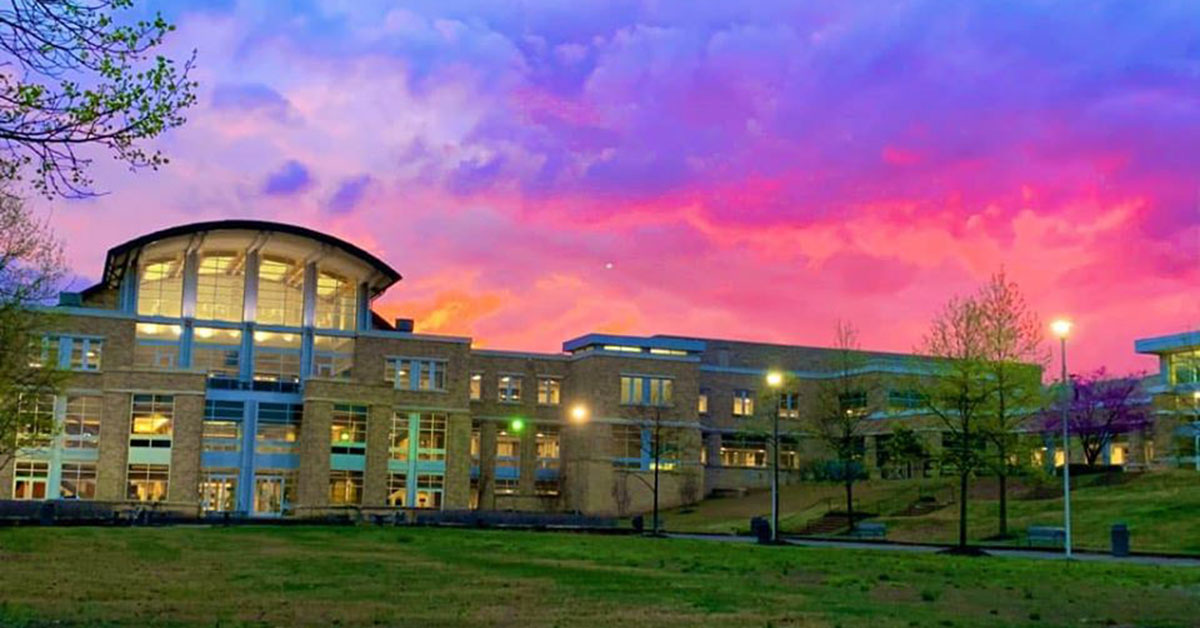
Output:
[1135, 330, 1200, 468]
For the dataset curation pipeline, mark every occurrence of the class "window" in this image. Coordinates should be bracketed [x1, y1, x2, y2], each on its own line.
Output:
[254, 470, 297, 515]
[314, 270, 357, 330]
[203, 420, 241, 453]
[313, 335, 354, 379]
[469, 373, 482, 400]
[1169, 351, 1200, 385]
[194, 253, 245, 322]
[649, 348, 688, 356]
[134, 323, 182, 370]
[537, 378, 561, 405]
[495, 478, 519, 496]
[131, 394, 174, 436]
[778, 392, 800, 419]
[839, 391, 869, 415]
[496, 429, 520, 469]
[698, 389, 709, 414]
[64, 395, 102, 449]
[387, 473, 407, 506]
[470, 421, 481, 464]
[199, 470, 238, 512]
[390, 412, 410, 461]
[329, 470, 363, 505]
[67, 337, 103, 371]
[16, 393, 55, 447]
[536, 426, 560, 470]
[720, 435, 768, 468]
[415, 474, 443, 509]
[12, 460, 49, 499]
[60, 462, 97, 499]
[498, 375, 522, 403]
[192, 327, 242, 378]
[887, 389, 928, 411]
[611, 424, 644, 468]
[28, 335, 59, 369]
[256, 256, 304, 326]
[256, 403, 301, 455]
[137, 257, 183, 318]
[385, 357, 446, 391]
[330, 404, 367, 453]
[732, 389, 755, 417]
[253, 331, 301, 382]
[535, 480, 560, 496]
[620, 375, 673, 406]
[418, 413, 447, 461]
[127, 464, 169, 501]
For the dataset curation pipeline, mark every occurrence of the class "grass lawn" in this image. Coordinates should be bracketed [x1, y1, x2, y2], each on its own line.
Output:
[0, 526, 1198, 627]
[667, 471, 1200, 554]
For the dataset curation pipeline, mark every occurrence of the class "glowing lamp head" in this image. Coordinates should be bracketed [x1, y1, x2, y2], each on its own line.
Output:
[509, 418, 525, 433]
[766, 371, 783, 388]
[570, 404, 589, 423]
[1193, 390, 1200, 402]
[1050, 319, 1072, 339]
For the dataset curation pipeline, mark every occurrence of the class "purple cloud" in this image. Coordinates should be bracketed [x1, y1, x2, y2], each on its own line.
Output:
[262, 161, 313, 196]
[327, 175, 373, 214]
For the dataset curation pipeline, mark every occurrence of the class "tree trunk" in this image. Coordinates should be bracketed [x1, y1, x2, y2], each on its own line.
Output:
[958, 471, 969, 548]
[845, 477, 854, 533]
[997, 447, 1008, 538]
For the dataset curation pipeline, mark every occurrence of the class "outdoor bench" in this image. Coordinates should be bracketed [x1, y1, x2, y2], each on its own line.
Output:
[1026, 525, 1066, 546]
[849, 522, 886, 538]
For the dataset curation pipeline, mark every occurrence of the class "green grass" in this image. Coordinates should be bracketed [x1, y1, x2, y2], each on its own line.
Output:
[0, 526, 1198, 627]
[667, 471, 1200, 554]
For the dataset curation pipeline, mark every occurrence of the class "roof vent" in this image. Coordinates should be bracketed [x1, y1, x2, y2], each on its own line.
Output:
[394, 318, 414, 333]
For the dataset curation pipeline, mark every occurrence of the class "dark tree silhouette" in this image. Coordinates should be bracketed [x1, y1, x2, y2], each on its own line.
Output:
[1042, 369, 1151, 467]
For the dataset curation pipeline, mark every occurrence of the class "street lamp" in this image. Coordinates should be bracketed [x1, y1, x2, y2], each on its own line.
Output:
[1192, 391, 1199, 472]
[766, 370, 784, 543]
[1051, 318, 1073, 559]
[570, 404, 589, 424]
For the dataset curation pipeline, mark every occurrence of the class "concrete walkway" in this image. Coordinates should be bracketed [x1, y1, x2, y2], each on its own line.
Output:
[665, 533, 1200, 568]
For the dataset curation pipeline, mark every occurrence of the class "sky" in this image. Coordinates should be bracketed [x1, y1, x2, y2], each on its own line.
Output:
[31, 0, 1200, 375]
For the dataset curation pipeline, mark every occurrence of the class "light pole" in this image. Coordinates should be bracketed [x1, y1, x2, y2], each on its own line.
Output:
[1051, 319, 1073, 559]
[766, 371, 783, 543]
[1192, 391, 1199, 472]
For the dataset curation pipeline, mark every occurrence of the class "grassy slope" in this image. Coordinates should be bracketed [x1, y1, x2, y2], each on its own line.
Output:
[667, 471, 1200, 554]
[0, 526, 1197, 627]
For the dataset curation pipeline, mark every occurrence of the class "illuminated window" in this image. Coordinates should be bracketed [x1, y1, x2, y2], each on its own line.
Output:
[313, 335, 354, 379]
[16, 393, 55, 448]
[134, 323, 182, 370]
[28, 335, 59, 369]
[720, 435, 768, 468]
[1169, 351, 1200, 385]
[496, 429, 520, 469]
[254, 470, 297, 515]
[64, 395, 102, 449]
[12, 460, 49, 500]
[199, 470, 238, 512]
[385, 357, 445, 391]
[537, 378, 561, 405]
[698, 389, 709, 414]
[415, 474, 443, 509]
[649, 348, 687, 356]
[469, 373, 482, 400]
[887, 389, 928, 412]
[839, 391, 868, 414]
[329, 470, 363, 505]
[137, 257, 182, 318]
[732, 390, 755, 417]
[535, 480, 559, 496]
[611, 424, 644, 468]
[418, 413, 447, 461]
[390, 412, 410, 461]
[192, 327, 242, 378]
[60, 462, 97, 499]
[127, 464, 169, 501]
[314, 270, 357, 330]
[67, 337, 103, 371]
[203, 420, 241, 453]
[252, 331, 301, 382]
[195, 253, 244, 322]
[498, 375, 522, 403]
[256, 403, 301, 455]
[256, 256, 304, 326]
[495, 478, 519, 496]
[330, 404, 367, 452]
[778, 392, 800, 419]
[602, 345, 643, 353]
[131, 394, 174, 436]
[387, 473, 407, 507]
[537, 426, 560, 470]
[620, 375, 673, 406]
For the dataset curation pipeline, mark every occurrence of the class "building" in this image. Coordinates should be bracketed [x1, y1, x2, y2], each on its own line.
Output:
[1, 220, 1005, 517]
[1135, 330, 1200, 468]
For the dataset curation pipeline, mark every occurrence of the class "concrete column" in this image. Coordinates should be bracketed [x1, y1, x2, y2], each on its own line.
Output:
[167, 394, 204, 507]
[0, 456, 13, 499]
[297, 399, 332, 512]
[362, 404, 391, 507]
[443, 412, 472, 509]
[705, 432, 722, 467]
[97, 392, 131, 501]
[479, 421, 498, 510]
[519, 422, 538, 498]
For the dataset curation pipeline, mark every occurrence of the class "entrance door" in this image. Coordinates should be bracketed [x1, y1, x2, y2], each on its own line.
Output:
[254, 475, 284, 516]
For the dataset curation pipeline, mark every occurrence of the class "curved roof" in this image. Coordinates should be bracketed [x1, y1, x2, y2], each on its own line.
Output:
[85, 219, 401, 297]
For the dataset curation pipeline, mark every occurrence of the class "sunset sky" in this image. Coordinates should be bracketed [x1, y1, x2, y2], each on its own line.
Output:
[33, 1, 1199, 375]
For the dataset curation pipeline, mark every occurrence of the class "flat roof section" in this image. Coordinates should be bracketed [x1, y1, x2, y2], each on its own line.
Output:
[1135, 330, 1200, 355]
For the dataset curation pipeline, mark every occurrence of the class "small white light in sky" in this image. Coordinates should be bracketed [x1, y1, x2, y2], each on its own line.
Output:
[604, 262, 614, 270]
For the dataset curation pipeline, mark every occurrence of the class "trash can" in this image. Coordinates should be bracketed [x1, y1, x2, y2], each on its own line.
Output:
[631, 514, 645, 533]
[1111, 523, 1130, 557]
[750, 516, 772, 544]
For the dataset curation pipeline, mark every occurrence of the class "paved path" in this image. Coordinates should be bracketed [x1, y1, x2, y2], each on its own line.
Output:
[665, 533, 1200, 568]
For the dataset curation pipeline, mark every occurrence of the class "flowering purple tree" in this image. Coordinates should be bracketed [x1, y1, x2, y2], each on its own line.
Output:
[1043, 369, 1151, 467]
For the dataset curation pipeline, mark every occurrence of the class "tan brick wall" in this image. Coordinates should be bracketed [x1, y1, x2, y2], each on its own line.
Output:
[97, 392, 131, 500]
[444, 412, 472, 508]
[298, 399, 332, 510]
[363, 403, 391, 507]
[168, 394, 204, 505]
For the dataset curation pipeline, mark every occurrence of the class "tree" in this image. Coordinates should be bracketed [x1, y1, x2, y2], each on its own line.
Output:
[976, 271, 1049, 538]
[0, 190, 67, 472]
[1042, 369, 1151, 467]
[809, 320, 873, 533]
[882, 426, 927, 480]
[917, 295, 992, 551]
[0, 0, 197, 196]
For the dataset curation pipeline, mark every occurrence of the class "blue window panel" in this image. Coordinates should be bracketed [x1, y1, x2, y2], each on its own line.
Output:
[330, 453, 366, 472]
[495, 466, 520, 480]
[254, 453, 299, 470]
[203, 451, 241, 469]
[535, 468, 559, 482]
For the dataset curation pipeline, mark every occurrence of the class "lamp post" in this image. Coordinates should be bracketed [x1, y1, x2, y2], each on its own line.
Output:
[1192, 391, 1199, 472]
[1051, 319, 1073, 559]
[766, 371, 783, 543]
